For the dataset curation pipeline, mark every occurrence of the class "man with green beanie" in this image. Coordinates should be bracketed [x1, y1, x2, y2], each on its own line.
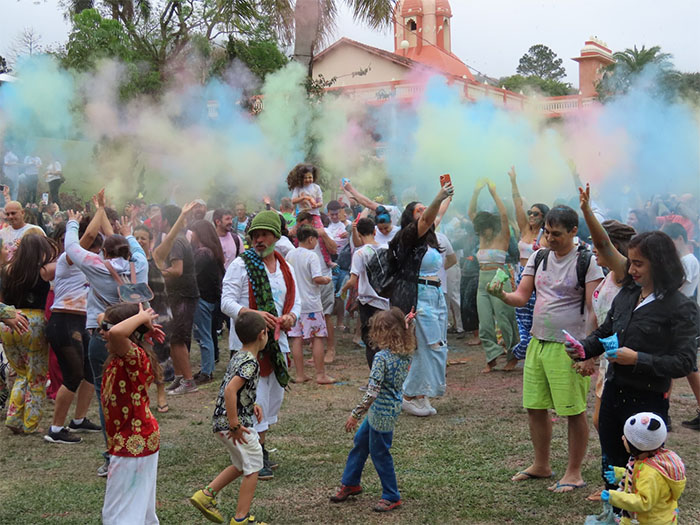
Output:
[221, 210, 301, 480]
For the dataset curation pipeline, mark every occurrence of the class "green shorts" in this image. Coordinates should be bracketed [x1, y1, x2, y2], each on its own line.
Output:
[522, 336, 590, 416]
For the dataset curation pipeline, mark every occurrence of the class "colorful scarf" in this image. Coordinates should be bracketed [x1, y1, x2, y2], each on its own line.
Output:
[241, 248, 296, 387]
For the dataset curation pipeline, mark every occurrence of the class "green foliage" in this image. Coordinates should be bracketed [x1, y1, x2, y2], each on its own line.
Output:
[225, 35, 288, 82]
[500, 74, 574, 97]
[516, 44, 566, 81]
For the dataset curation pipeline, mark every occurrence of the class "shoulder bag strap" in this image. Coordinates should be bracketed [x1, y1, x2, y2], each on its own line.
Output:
[102, 260, 126, 285]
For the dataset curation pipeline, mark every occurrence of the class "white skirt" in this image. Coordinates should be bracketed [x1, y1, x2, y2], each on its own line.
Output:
[102, 451, 159, 525]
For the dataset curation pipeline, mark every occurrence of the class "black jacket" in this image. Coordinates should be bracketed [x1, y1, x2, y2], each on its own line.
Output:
[389, 222, 429, 315]
[582, 284, 699, 394]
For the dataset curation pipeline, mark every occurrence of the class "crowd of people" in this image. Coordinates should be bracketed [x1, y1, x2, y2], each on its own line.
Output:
[0, 158, 698, 524]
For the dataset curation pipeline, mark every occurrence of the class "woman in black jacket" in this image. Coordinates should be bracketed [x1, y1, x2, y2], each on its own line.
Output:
[569, 231, 698, 488]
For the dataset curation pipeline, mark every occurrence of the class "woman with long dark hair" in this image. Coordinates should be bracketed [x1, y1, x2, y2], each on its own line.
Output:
[469, 178, 519, 372]
[389, 182, 453, 417]
[567, 230, 697, 492]
[0, 233, 58, 434]
[190, 219, 226, 384]
[508, 167, 549, 360]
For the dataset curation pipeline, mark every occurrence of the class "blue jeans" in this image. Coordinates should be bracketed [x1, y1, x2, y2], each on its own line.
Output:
[88, 331, 110, 460]
[341, 419, 400, 502]
[332, 268, 349, 294]
[193, 298, 216, 375]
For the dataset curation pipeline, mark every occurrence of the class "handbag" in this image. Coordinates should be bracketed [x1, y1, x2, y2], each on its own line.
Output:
[102, 260, 154, 304]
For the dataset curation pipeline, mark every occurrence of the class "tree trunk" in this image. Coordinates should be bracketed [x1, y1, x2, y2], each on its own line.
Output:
[292, 0, 321, 77]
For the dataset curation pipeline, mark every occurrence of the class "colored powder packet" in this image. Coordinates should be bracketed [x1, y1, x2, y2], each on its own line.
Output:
[598, 334, 618, 353]
[489, 267, 510, 288]
[562, 329, 585, 359]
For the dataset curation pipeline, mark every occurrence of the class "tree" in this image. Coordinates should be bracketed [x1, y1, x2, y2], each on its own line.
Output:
[516, 44, 566, 81]
[596, 45, 678, 101]
[499, 74, 573, 97]
[226, 33, 288, 82]
[8, 27, 43, 64]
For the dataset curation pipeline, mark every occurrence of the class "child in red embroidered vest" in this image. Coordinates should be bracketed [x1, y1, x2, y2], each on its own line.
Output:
[190, 311, 268, 525]
[330, 307, 415, 513]
[287, 163, 333, 267]
[99, 303, 163, 525]
[602, 412, 686, 525]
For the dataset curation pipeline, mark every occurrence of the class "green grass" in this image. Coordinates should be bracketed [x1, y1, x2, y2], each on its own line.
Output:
[0, 333, 698, 524]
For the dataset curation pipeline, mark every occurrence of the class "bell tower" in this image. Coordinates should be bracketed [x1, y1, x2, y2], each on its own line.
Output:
[394, 0, 453, 55]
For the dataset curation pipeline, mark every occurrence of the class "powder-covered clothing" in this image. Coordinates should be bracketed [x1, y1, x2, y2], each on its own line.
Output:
[51, 253, 89, 313]
[375, 225, 399, 245]
[419, 247, 442, 278]
[212, 350, 260, 431]
[522, 246, 604, 342]
[286, 246, 324, 313]
[436, 232, 455, 286]
[219, 232, 242, 269]
[679, 252, 699, 298]
[292, 183, 322, 215]
[350, 244, 390, 310]
[326, 220, 350, 251]
[101, 341, 160, 458]
[64, 219, 148, 329]
[592, 272, 621, 327]
[354, 349, 410, 433]
[0, 223, 45, 261]
[609, 449, 686, 525]
[164, 233, 199, 299]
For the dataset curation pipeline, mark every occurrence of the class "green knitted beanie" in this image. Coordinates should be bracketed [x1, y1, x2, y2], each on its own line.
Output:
[248, 210, 281, 238]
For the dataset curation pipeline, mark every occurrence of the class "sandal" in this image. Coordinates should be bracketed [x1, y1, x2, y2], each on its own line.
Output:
[157, 404, 169, 413]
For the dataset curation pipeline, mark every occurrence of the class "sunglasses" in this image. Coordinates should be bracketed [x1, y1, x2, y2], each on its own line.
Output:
[99, 321, 115, 332]
[527, 210, 542, 217]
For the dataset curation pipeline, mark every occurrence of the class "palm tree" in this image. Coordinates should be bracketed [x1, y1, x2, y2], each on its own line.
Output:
[270, 0, 395, 76]
[612, 45, 673, 74]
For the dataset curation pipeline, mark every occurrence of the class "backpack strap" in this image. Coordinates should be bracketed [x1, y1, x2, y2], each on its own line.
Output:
[130, 261, 137, 284]
[532, 249, 550, 290]
[576, 245, 592, 314]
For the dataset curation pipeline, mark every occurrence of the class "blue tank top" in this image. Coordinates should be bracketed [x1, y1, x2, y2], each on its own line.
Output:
[419, 247, 442, 277]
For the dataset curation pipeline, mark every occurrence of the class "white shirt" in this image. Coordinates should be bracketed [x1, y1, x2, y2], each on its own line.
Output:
[274, 236, 294, 258]
[436, 232, 455, 286]
[3, 151, 19, 180]
[45, 161, 63, 182]
[52, 253, 89, 313]
[374, 225, 399, 245]
[22, 156, 41, 176]
[0, 223, 45, 261]
[286, 247, 324, 313]
[680, 253, 700, 299]
[312, 236, 332, 277]
[350, 244, 390, 310]
[326, 220, 349, 251]
[292, 183, 323, 215]
[221, 256, 301, 351]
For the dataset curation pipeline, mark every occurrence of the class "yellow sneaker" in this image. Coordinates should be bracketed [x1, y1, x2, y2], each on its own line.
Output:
[190, 489, 224, 523]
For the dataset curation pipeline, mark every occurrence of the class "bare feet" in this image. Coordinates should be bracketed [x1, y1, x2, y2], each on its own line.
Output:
[324, 348, 336, 364]
[291, 376, 312, 384]
[465, 331, 481, 346]
[503, 357, 518, 371]
[481, 358, 498, 374]
[304, 358, 314, 366]
[316, 375, 336, 385]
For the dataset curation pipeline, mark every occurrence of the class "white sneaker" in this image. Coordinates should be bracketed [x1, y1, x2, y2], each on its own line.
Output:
[421, 397, 438, 416]
[401, 398, 431, 417]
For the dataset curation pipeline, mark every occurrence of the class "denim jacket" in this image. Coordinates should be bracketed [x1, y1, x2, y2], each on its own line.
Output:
[581, 284, 699, 393]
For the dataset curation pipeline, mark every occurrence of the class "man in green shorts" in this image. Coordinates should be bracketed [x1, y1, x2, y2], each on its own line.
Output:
[488, 205, 603, 493]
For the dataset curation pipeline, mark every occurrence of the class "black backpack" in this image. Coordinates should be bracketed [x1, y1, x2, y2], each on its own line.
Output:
[366, 246, 397, 298]
[337, 242, 352, 271]
[533, 244, 592, 314]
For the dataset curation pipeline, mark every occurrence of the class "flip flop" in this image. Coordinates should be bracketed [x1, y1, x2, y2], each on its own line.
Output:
[512, 470, 555, 482]
[157, 404, 169, 413]
[549, 481, 587, 493]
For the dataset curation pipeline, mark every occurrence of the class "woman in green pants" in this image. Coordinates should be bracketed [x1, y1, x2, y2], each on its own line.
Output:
[468, 179, 519, 373]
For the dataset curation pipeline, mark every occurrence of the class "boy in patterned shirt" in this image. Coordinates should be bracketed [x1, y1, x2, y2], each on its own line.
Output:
[190, 311, 268, 525]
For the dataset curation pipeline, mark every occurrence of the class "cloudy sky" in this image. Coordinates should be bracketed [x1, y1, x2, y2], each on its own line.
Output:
[1, 0, 698, 86]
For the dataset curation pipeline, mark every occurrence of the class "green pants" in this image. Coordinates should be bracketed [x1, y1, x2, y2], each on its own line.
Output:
[476, 268, 519, 362]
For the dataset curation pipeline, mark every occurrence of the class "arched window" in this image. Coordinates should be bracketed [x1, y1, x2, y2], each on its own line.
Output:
[407, 18, 417, 31]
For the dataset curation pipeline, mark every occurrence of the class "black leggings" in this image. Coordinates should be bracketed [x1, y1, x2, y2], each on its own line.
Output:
[359, 303, 382, 368]
[46, 312, 93, 392]
[598, 382, 669, 488]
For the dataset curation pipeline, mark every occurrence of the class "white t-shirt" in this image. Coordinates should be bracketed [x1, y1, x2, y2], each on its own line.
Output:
[23, 156, 41, 176]
[45, 161, 63, 182]
[3, 151, 19, 180]
[350, 244, 390, 310]
[0, 223, 45, 261]
[274, 235, 295, 258]
[52, 253, 89, 313]
[384, 205, 402, 226]
[292, 183, 323, 215]
[326, 220, 350, 251]
[286, 246, 324, 313]
[313, 236, 332, 277]
[522, 246, 604, 342]
[436, 232, 455, 286]
[375, 225, 399, 245]
[680, 252, 700, 299]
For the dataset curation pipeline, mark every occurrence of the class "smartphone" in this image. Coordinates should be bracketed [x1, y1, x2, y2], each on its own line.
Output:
[440, 174, 451, 187]
[41, 192, 49, 205]
[0, 185, 5, 191]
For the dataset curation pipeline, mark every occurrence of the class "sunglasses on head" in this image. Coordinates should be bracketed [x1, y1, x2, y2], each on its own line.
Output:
[527, 210, 542, 217]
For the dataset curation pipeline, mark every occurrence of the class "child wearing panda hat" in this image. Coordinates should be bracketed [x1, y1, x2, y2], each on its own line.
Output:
[602, 412, 686, 524]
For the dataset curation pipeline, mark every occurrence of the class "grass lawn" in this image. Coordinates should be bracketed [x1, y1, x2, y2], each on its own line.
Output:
[0, 331, 698, 524]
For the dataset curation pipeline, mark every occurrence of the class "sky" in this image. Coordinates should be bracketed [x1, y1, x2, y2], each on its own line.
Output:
[1, 0, 699, 87]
